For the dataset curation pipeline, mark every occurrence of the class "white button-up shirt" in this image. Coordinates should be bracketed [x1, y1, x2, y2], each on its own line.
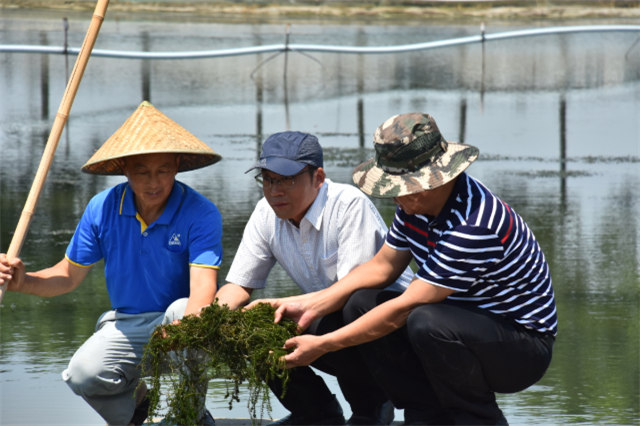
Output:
[226, 179, 412, 293]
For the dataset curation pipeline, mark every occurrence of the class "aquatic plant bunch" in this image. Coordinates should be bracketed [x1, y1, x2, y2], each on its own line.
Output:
[142, 302, 299, 424]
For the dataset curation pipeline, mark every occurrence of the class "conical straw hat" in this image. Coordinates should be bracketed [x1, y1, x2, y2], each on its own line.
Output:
[82, 101, 221, 175]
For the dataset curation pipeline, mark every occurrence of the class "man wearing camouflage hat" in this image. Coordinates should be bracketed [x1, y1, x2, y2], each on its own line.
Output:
[0, 101, 222, 425]
[252, 113, 557, 425]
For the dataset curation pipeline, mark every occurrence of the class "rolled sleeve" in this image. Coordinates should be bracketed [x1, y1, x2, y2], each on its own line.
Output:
[226, 200, 276, 289]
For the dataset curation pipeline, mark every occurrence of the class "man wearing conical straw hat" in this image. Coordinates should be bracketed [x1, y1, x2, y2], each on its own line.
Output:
[249, 113, 558, 425]
[0, 101, 222, 425]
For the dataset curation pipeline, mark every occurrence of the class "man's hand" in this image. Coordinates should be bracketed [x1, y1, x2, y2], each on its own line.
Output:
[246, 293, 320, 332]
[158, 318, 182, 339]
[281, 334, 327, 368]
[273, 302, 320, 332]
[0, 253, 25, 290]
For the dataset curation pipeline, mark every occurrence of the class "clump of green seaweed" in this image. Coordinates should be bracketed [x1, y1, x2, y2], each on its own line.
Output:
[141, 302, 299, 425]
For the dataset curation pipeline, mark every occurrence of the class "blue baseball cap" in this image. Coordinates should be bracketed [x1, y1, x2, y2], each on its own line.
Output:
[246, 131, 323, 176]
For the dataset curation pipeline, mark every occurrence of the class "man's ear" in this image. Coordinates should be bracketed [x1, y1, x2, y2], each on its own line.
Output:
[315, 167, 326, 188]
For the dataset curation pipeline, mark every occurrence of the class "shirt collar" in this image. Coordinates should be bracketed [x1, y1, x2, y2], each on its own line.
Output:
[120, 181, 184, 226]
[157, 181, 184, 225]
[431, 172, 467, 226]
[297, 180, 329, 231]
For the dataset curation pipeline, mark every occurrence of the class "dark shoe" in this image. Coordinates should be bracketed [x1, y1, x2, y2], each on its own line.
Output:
[270, 413, 345, 425]
[347, 400, 395, 425]
[268, 394, 345, 425]
[129, 396, 150, 426]
[129, 381, 150, 426]
[198, 409, 216, 426]
[495, 411, 508, 426]
[403, 408, 452, 425]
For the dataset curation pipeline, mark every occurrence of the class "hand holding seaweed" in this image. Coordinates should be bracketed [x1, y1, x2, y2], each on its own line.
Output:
[141, 301, 299, 424]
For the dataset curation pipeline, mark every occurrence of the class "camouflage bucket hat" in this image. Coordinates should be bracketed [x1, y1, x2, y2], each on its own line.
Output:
[353, 113, 479, 198]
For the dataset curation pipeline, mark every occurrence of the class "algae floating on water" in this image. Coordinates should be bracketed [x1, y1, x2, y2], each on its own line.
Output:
[142, 302, 299, 425]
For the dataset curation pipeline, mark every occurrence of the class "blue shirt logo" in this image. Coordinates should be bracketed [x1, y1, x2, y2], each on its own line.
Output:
[168, 233, 182, 247]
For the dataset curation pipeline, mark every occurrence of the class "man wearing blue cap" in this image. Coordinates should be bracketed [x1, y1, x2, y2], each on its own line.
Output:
[217, 131, 412, 425]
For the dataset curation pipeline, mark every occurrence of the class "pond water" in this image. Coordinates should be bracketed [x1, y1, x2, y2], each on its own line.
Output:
[0, 10, 639, 426]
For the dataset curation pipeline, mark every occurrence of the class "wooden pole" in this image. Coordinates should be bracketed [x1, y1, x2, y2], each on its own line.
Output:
[0, 0, 110, 304]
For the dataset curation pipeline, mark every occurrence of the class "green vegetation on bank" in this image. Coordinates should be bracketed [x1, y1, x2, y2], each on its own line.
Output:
[2, 0, 640, 23]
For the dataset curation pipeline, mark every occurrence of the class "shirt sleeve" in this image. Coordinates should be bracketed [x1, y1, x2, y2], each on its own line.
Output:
[385, 207, 411, 251]
[225, 198, 277, 288]
[65, 191, 106, 266]
[188, 197, 223, 268]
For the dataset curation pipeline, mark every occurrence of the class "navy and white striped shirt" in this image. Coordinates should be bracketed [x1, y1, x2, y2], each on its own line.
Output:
[386, 172, 557, 336]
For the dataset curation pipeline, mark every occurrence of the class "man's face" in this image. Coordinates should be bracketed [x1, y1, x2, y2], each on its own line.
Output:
[393, 179, 455, 217]
[393, 191, 430, 215]
[121, 153, 179, 212]
[261, 166, 325, 226]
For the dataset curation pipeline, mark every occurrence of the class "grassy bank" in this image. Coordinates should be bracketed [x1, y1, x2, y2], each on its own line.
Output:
[2, 0, 640, 23]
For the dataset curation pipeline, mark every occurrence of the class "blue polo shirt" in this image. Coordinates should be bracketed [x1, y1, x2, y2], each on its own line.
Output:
[66, 180, 223, 314]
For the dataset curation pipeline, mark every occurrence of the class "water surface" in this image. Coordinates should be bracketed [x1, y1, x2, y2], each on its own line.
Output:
[0, 12, 638, 425]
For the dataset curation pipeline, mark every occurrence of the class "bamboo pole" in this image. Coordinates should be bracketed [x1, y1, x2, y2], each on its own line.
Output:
[0, 0, 110, 304]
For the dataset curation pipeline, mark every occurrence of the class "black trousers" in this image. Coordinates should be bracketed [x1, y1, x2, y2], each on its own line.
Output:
[342, 289, 554, 425]
[269, 309, 389, 418]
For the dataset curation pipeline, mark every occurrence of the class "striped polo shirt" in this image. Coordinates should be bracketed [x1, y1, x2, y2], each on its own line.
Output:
[386, 172, 557, 336]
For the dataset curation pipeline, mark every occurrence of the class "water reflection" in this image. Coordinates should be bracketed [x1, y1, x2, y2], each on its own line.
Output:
[1, 13, 639, 426]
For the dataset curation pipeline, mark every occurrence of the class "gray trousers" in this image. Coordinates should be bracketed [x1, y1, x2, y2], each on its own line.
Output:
[62, 298, 190, 425]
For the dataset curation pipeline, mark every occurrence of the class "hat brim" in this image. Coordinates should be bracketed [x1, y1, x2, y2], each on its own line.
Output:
[352, 142, 479, 198]
[245, 157, 307, 176]
[82, 151, 221, 175]
[81, 101, 221, 175]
